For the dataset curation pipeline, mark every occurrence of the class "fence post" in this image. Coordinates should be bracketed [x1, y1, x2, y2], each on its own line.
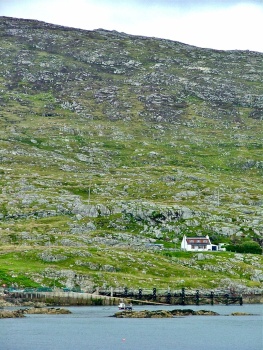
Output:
[153, 287, 156, 301]
[195, 290, 199, 305]
[166, 291, 171, 304]
[138, 288, 142, 299]
[210, 291, 214, 305]
[181, 288, 185, 305]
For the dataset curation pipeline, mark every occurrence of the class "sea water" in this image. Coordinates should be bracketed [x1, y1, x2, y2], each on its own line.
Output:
[1, 304, 262, 350]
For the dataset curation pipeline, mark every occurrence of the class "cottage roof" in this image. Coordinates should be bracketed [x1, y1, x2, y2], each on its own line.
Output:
[186, 237, 210, 245]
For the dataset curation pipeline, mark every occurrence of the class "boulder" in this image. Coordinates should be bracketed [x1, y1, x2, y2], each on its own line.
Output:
[0, 310, 25, 318]
[24, 307, 71, 314]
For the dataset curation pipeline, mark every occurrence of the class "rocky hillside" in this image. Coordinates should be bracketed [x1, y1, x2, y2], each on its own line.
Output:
[0, 17, 262, 292]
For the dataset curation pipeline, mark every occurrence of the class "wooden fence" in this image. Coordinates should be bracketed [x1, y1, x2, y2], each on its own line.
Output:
[4, 287, 251, 306]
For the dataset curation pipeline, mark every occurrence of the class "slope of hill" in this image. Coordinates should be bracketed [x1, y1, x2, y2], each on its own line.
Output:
[0, 17, 262, 292]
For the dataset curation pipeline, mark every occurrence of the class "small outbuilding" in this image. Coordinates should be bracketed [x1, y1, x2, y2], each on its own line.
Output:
[181, 235, 218, 252]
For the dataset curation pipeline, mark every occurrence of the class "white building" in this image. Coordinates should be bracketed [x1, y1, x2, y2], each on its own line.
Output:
[181, 235, 218, 251]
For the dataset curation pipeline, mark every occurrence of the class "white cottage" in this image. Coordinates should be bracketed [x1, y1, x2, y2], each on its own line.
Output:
[181, 235, 218, 251]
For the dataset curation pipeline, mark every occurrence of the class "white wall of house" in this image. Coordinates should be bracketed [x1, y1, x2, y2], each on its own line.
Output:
[181, 235, 190, 251]
[181, 235, 218, 252]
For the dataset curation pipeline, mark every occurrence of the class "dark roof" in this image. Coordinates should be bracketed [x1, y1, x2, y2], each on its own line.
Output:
[186, 237, 210, 245]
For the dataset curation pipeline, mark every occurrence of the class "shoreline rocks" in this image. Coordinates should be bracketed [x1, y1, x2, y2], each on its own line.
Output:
[0, 309, 25, 318]
[0, 307, 71, 318]
[23, 307, 72, 315]
[114, 309, 219, 318]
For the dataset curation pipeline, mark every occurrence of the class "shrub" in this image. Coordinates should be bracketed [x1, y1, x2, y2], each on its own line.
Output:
[226, 241, 262, 255]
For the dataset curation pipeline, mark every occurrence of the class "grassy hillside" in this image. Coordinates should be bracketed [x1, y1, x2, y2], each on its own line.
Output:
[0, 17, 262, 292]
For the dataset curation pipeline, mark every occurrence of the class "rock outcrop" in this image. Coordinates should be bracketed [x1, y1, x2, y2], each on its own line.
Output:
[0, 310, 25, 318]
[0, 307, 71, 318]
[114, 309, 219, 318]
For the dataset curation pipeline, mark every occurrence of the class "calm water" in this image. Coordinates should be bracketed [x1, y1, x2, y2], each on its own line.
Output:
[1, 304, 262, 350]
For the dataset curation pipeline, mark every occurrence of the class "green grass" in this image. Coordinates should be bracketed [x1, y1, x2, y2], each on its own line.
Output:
[0, 17, 262, 291]
[0, 246, 262, 289]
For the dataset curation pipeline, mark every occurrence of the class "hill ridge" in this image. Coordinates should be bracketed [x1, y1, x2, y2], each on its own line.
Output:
[0, 16, 262, 292]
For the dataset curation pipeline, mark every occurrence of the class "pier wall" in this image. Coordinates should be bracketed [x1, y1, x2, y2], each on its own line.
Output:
[5, 288, 262, 305]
